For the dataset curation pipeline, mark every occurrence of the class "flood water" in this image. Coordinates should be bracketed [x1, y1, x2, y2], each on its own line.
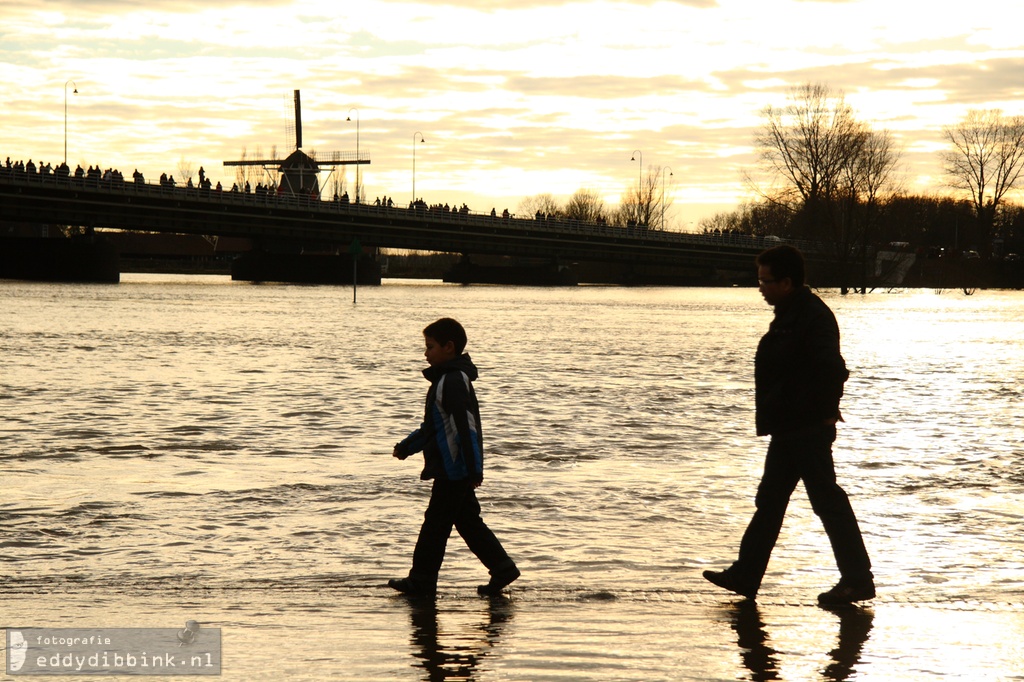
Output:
[2, 275, 1023, 680]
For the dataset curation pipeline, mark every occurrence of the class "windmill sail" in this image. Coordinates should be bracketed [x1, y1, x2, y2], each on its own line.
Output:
[293, 90, 302, 150]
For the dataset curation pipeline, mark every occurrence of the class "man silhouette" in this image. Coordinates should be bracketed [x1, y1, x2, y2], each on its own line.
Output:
[703, 245, 875, 605]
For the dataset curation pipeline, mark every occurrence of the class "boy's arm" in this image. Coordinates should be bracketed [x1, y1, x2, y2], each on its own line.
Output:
[393, 423, 429, 460]
[441, 373, 482, 484]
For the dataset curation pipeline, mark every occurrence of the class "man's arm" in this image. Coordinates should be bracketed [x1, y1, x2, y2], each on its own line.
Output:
[804, 305, 849, 421]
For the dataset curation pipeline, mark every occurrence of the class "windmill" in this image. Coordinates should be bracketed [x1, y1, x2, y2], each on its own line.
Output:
[223, 90, 368, 198]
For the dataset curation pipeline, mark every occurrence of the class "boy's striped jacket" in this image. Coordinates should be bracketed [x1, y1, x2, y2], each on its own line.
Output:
[395, 353, 483, 483]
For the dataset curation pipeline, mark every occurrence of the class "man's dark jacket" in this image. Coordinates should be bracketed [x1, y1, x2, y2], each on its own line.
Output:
[755, 286, 849, 436]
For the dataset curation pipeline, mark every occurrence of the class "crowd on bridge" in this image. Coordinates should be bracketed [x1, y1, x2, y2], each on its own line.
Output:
[4, 155, 272, 196]
[4, 154, 785, 250]
[4, 156, 136, 184]
[3, 155, 640, 235]
[4, 155, 646, 233]
[410, 199, 477, 216]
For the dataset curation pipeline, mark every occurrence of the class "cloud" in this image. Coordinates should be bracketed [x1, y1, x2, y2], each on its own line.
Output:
[4, 0, 1023, 224]
[715, 55, 1024, 123]
[384, 0, 718, 7]
[5, 0, 292, 11]
[503, 74, 713, 99]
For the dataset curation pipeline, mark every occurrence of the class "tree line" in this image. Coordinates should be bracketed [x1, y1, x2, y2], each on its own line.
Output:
[520, 82, 1024, 291]
[709, 83, 1024, 292]
[517, 164, 675, 230]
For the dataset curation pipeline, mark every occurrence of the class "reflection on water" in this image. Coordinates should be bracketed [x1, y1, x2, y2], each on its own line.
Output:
[403, 596, 515, 681]
[1, 276, 1022, 680]
[730, 601, 780, 681]
[820, 606, 874, 681]
[730, 602, 873, 682]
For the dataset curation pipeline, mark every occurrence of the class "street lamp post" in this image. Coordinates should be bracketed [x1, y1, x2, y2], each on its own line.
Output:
[346, 108, 360, 203]
[630, 150, 642, 189]
[630, 149, 642, 225]
[64, 80, 78, 166]
[412, 132, 425, 203]
[661, 166, 673, 230]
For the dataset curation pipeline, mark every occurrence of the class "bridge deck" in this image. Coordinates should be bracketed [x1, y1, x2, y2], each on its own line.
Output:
[0, 169, 793, 273]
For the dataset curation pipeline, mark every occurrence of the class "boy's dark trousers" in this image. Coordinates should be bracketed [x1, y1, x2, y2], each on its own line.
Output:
[410, 478, 515, 584]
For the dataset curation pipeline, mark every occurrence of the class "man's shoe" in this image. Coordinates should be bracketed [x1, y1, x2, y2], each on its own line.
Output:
[477, 566, 521, 597]
[702, 569, 757, 599]
[817, 578, 875, 605]
[388, 577, 436, 597]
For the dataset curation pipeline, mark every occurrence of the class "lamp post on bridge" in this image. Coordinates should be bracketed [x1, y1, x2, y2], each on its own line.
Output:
[347, 108, 360, 203]
[630, 149, 642, 225]
[630, 150, 643, 187]
[412, 131, 425, 203]
[64, 79, 78, 166]
[661, 166, 673, 230]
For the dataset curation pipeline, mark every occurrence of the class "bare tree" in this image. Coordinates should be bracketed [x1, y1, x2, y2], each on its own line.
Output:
[942, 109, 1024, 247]
[756, 83, 864, 233]
[517, 193, 563, 218]
[698, 211, 741, 234]
[563, 188, 606, 223]
[234, 146, 249, 188]
[842, 129, 902, 291]
[701, 201, 793, 238]
[754, 82, 902, 292]
[658, 168, 676, 230]
[177, 156, 195, 186]
[618, 165, 663, 228]
[329, 168, 348, 201]
[233, 145, 265, 190]
[848, 129, 902, 208]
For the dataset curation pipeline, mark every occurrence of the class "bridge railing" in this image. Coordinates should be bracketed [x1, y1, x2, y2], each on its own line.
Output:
[0, 165, 812, 253]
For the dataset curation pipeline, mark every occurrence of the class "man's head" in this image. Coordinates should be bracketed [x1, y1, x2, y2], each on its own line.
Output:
[422, 318, 467, 366]
[755, 245, 805, 306]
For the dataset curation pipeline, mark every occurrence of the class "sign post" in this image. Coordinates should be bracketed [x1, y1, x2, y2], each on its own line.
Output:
[349, 238, 362, 303]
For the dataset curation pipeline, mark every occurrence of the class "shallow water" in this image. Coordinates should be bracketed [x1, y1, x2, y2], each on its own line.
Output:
[2, 276, 1023, 679]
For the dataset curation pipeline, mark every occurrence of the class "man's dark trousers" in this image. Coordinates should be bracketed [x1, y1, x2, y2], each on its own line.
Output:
[411, 479, 514, 581]
[734, 424, 872, 591]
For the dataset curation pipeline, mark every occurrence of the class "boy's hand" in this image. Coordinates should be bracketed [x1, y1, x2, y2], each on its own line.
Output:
[393, 445, 409, 460]
[470, 474, 483, 489]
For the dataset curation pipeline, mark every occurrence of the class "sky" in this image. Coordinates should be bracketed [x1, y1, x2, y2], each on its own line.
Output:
[2, 0, 1023, 228]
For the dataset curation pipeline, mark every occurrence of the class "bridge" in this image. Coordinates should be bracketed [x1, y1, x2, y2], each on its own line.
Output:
[0, 167, 790, 285]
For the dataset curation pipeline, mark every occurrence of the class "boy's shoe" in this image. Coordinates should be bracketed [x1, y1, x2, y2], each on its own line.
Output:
[702, 569, 757, 600]
[817, 578, 875, 605]
[477, 565, 521, 597]
[388, 576, 436, 597]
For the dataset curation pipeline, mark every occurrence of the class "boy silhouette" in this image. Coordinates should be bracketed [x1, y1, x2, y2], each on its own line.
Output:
[389, 318, 520, 597]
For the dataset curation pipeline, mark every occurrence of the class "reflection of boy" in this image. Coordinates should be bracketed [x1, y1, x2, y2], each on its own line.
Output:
[389, 318, 520, 597]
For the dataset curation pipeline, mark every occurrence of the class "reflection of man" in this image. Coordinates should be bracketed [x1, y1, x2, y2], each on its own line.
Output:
[704, 245, 875, 605]
[729, 602, 779, 678]
[729, 602, 874, 681]
[822, 606, 874, 681]
[402, 595, 514, 680]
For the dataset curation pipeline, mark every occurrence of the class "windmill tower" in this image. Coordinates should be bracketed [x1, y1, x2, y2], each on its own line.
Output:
[224, 90, 368, 197]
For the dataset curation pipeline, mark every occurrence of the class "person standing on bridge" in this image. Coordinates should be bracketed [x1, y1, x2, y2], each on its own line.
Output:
[388, 318, 520, 598]
[703, 244, 875, 605]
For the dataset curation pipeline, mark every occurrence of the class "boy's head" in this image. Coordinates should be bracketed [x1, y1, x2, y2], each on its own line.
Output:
[422, 318, 467, 366]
